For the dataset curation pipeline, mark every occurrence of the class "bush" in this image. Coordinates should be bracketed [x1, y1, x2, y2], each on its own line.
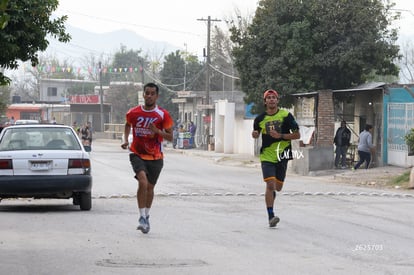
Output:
[404, 128, 414, 156]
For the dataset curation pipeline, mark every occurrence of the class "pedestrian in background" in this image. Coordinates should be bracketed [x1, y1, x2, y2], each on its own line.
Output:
[252, 89, 300, 228]
[333, 120, 351, 169]
[72, 121, 80, 135]
[121, 82, 173, 234]
[80, 122, 92, 150]
[353, 124, 375, 170]
[172, 126, 179, 149]
[188, 121, 196, 148]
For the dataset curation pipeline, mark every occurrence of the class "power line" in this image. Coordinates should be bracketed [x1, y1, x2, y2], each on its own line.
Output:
[58, 9, 202, 37]
[209, 64, 239, 80]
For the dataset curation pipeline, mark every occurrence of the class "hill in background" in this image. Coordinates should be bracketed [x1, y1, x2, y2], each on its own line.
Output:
[44, 25, 180, 65]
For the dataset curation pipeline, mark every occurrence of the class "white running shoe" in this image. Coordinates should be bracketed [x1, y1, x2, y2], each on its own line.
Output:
[137, 216, 149, 234]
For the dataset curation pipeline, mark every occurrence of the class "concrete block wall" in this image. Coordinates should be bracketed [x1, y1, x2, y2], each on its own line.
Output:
[291, 90, 335, 174]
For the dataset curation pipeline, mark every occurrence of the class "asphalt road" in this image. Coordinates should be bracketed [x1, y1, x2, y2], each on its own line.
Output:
[0, 139, 413, 275]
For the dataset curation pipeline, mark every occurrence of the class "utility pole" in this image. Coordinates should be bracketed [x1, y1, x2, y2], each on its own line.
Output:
[99, 61, 104, 132]
[198, 16, 221, 150]
[140, 60, 145, 84]
[197, 16, 221, 109]
[183, 43, 187, 91]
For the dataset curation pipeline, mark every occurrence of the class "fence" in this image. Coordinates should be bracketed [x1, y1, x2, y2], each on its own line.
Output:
[104, 123, 124, 139]
[387, 103, 414, 166]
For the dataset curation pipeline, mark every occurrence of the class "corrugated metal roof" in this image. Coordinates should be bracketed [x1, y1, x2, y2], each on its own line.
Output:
[292, 82, 387, 96]
[333, 82, 386, 92]
[291, 91, 318, 97]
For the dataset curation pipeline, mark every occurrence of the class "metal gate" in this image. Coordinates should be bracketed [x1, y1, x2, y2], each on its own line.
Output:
[387, 103, 414, 166]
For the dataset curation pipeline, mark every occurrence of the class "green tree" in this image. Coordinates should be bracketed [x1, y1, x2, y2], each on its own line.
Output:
[183, 54, 205, 91]
[0, 0, 9, 29]
[158, 50, 184, 120]
[0, 0, 70, 85]
[230, 0, 401, 113]
[210, 26, 240, 92]
[106, 83, 139, 123]
[161, 50, 186, 89]
[105, 46, 146, 122]
[0, 84, 11, 114]
[161, 50, 205, 93]
[111, 45, 146, 83]
[159, 50, 205, 121]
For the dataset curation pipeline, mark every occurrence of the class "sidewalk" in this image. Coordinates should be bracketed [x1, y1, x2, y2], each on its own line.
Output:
[95, 138, 411, 189]
[167, 146, 411, 189]
[316, 166, 410, 187]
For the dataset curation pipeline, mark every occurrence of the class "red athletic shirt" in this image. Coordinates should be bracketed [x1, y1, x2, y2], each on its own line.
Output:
[126, 105, 173, 160]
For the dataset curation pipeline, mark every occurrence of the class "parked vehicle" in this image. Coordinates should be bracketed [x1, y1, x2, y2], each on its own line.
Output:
[14, 119, 40, 124]
[0, 124, 92, 210]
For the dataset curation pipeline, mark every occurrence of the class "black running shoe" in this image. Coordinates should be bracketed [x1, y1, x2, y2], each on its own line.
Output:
[269, 216, 280, 228]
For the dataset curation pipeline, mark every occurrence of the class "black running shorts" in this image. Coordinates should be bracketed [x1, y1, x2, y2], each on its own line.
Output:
[261, 159, 288, 183]
[129, 153, 164, 185]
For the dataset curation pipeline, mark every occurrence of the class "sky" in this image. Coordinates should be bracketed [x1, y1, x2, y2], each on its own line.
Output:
[392, 0, 414, 40]
[53, 0, 260, 56]
[54, 0, 414, 53]
[8, 0, 414, 82]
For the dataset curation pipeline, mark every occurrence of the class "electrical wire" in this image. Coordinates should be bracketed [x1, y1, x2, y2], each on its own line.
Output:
[209, 63, 239, 80]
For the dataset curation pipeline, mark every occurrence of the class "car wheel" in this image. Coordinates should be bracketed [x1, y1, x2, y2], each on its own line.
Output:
[73, 195, 80, 205]
[79, 192, 92, 211]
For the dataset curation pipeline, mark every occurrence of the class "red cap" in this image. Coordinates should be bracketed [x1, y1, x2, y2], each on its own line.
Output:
[263, 89, 279, 99]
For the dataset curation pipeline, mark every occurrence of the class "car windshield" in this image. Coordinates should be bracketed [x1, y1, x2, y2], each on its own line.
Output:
[0, 127, 82, 151]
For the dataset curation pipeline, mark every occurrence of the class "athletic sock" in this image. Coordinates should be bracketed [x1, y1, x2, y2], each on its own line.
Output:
[139, 208, 146, 217]
[267, 207, 274, 219]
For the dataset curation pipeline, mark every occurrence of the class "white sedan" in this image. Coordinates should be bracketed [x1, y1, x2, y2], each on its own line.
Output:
[0, 124, 92, 210]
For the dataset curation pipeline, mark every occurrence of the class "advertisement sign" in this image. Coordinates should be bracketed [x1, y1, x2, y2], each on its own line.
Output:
[69, 95, 100, 104]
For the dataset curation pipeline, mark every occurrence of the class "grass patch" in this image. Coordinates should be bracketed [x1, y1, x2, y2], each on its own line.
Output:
[388, 171, 411, 189]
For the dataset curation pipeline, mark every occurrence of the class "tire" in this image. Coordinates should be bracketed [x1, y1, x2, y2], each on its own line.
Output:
[73, 195, 80, 205]
[79, 192, 92, 211]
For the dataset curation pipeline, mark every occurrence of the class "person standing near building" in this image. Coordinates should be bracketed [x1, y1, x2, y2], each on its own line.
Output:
[252, 89, 300, 228]
[80, 122, 92, 150]
[353, 124, 375, 170]
[72, 121, 80, 136]
[188, 121, 197, 148]
[121, 82, 173, 234]
[86, 121, 93, 146]
[333, 120, 351, 169]
[172, 126, 178, 149]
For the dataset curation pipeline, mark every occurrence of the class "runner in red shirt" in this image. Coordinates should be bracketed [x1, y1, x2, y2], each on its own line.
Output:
[121, 82, 173, 233]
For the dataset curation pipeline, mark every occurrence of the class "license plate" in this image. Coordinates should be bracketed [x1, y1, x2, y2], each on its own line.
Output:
[30, 161, 51, 170]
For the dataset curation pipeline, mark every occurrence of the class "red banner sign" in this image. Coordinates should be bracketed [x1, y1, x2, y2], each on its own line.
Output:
[69, 95, 100, 104]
